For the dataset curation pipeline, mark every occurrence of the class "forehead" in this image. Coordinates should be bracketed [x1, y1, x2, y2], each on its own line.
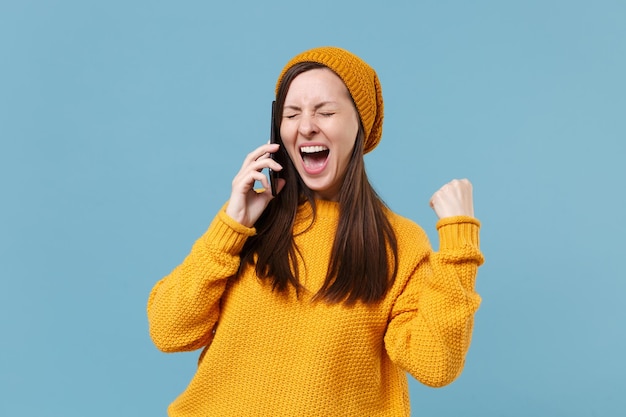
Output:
[285, 68, 351, 102]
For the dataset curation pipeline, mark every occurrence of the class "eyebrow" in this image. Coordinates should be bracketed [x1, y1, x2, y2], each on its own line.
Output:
[283, 101, 338, 111]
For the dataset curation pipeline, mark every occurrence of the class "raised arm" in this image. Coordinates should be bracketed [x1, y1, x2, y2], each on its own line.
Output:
[384, 179, 484, 386]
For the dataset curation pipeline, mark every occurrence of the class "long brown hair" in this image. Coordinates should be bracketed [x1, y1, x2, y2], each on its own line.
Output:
[239, 62, 398, 304]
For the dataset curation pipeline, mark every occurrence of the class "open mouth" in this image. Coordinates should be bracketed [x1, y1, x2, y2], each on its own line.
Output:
[300, 145, 330, 172]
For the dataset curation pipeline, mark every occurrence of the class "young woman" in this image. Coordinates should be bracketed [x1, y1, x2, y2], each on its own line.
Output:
[147, 46, 484, 416]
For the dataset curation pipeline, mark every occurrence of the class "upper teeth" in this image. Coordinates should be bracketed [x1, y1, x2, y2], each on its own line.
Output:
[301, 145, 328, 153]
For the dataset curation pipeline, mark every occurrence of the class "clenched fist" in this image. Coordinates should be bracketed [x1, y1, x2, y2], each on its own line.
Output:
[429, 178, 475, 219]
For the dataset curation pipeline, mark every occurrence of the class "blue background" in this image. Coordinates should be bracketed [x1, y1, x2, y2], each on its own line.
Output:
[1, 1, 625, 415]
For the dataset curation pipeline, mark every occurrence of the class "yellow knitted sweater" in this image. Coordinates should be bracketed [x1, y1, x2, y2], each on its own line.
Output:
[147, 199, 483, 416]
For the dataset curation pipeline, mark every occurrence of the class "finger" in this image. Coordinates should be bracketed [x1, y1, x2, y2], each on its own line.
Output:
[257, 172, 271, 191]
[450, 178, 472, 190]
[232, 170, 268, 192]
[249, 171, 270, 188]
[241, 143, 280, 168]
[461, 178, 473, 192]
[245, 158, 283, 177]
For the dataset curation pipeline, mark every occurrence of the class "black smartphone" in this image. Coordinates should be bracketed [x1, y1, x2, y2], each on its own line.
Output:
[269, 100, 280, 196]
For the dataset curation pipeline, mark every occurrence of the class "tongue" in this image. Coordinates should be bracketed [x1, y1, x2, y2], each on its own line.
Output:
[303, 152, 328, 169]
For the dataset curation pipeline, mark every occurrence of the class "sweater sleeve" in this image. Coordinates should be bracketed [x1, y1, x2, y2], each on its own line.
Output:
[147, 208, 255, 353]
[384, 216, 484, 387]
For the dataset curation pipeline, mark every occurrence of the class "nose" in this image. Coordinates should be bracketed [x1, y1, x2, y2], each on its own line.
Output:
[298, 113, 319, 138]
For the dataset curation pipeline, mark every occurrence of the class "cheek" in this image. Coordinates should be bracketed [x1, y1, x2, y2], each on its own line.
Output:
[338, 112, 359, 148]
[338, 126, 359, 157]
[279, 123, 294, 144]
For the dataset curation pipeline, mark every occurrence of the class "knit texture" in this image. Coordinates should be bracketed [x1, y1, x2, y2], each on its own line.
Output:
[275, 46, 384, 154]
[147, 200, 483, 416]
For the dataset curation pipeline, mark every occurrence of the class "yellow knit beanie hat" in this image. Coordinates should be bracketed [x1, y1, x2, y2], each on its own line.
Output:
[275, 46, 384, 154]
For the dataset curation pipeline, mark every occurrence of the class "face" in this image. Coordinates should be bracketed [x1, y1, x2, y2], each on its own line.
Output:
[280, 68, 360, 202]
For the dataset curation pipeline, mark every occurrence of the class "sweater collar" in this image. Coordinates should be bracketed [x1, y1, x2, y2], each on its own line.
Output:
[295, 199, 340, 231]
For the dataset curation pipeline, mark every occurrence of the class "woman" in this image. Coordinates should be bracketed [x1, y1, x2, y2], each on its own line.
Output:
[147, 46, 484, 416]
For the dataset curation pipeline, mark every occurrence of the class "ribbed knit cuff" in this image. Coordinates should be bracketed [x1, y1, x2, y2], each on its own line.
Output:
[436, 216, 481, 251]
[200, 209, 257, 256]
